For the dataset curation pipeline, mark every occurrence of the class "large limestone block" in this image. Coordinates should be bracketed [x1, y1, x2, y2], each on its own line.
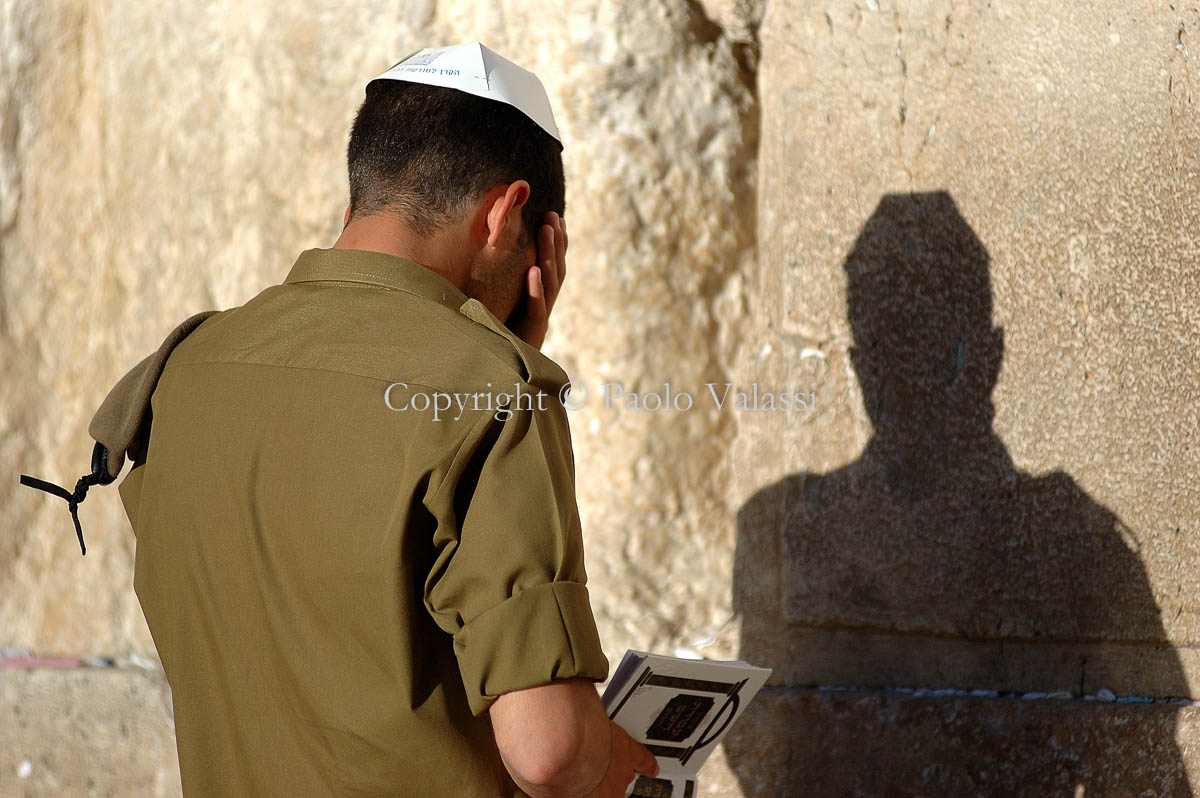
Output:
[1, 0, 149, 655]
[1, 0, 759, 694]
[725, 688, 1200, 797]
[435, 0, 759, 667]
[734, 0, 1200, 692]
[3, 3, 757, 793]
[6, 668, 1200, 798]
[1, 0, 445, 655]
[0, 667, 181, 797]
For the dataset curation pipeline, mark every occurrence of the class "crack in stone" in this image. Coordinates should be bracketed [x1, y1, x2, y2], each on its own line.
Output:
[680, 0, 764, 379]
[788, 682, 1191, 704]
[891, 0, 915, 189]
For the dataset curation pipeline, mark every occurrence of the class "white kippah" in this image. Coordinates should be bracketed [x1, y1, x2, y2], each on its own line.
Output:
[367, 42, 561, 143]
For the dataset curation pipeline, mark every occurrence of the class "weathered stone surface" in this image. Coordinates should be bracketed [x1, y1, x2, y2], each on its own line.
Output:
[5, 0, 1200, 796]
[732, 0, 1200, 685]
[723, 1, 1200, 794]
[1, 0, 755, 670]
[725, 688, 1200, 798]
[3, 1, 754, 793]
[0, 667, 181, 797]
[8, 669, 1200, 798]
[437, 0, 758, 668]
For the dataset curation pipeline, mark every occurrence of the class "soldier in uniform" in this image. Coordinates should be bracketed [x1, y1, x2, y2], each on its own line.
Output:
[23, 44, 657, 797]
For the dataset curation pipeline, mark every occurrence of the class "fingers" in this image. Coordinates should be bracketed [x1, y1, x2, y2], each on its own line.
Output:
[539, 211, 567, 312]
[540, 222, 558, 289]
[633, 739, 659, 778]
[525, 267, 546, 322]
[582, 723, 660, 798]
[539, 213, 562, 312]
[554, 213, 567, 287]
[525, 266, 544, 306]
[612, 722, 659, 778]
[607, 725, 638, 794]
[517, 212, 565, 352]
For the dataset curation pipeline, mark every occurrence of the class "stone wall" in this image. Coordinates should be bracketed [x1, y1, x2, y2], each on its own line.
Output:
[727, 0, 1200, 794]
[3, 0, 1199, 796]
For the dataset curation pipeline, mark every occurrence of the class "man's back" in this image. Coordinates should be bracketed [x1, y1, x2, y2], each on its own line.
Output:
[119, 248, 608, 796]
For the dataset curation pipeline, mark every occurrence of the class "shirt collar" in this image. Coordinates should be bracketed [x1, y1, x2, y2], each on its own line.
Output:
[283, 247, 469, 312]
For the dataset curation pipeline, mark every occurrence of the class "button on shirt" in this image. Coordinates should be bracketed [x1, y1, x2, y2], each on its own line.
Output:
[117, 247, 609, 797]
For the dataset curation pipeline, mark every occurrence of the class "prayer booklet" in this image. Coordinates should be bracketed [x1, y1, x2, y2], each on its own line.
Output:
[601, 650, 772, 797]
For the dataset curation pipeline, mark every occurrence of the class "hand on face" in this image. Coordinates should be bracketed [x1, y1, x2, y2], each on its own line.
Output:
[507, 211, 567, 351]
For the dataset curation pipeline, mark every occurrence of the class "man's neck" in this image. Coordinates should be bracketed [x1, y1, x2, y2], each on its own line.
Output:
[333, 213, 471, 292]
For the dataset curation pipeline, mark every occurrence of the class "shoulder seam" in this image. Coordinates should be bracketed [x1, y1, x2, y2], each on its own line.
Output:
[161, 358, 466, 397]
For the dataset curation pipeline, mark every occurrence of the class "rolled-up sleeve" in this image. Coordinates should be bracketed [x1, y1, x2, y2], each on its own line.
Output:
[422, 390, 609, 715]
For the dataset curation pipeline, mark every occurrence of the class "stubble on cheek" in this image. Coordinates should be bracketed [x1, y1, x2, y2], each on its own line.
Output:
[464, 245, 531, 321]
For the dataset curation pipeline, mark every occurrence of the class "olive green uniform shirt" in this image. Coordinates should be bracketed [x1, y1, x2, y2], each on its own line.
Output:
[115, 247, 609, 797]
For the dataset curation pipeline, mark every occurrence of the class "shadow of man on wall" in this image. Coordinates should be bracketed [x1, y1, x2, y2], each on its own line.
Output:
[726, 192, 1190, 797]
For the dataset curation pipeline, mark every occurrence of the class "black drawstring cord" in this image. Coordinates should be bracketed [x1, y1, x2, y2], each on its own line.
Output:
[19, 442, 115, 556]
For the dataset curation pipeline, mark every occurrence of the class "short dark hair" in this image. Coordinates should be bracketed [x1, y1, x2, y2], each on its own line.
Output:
[346, 80, 565, 242]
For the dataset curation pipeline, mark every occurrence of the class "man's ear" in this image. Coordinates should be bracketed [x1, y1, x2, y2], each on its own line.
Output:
[343, 205, 351, 228]
[484, 181, 531, 248]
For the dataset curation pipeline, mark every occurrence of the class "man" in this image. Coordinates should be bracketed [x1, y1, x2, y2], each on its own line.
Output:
[61, 44, 657, 796]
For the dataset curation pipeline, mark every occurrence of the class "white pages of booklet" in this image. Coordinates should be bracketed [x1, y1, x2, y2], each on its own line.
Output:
[601, 651, 772, 798]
